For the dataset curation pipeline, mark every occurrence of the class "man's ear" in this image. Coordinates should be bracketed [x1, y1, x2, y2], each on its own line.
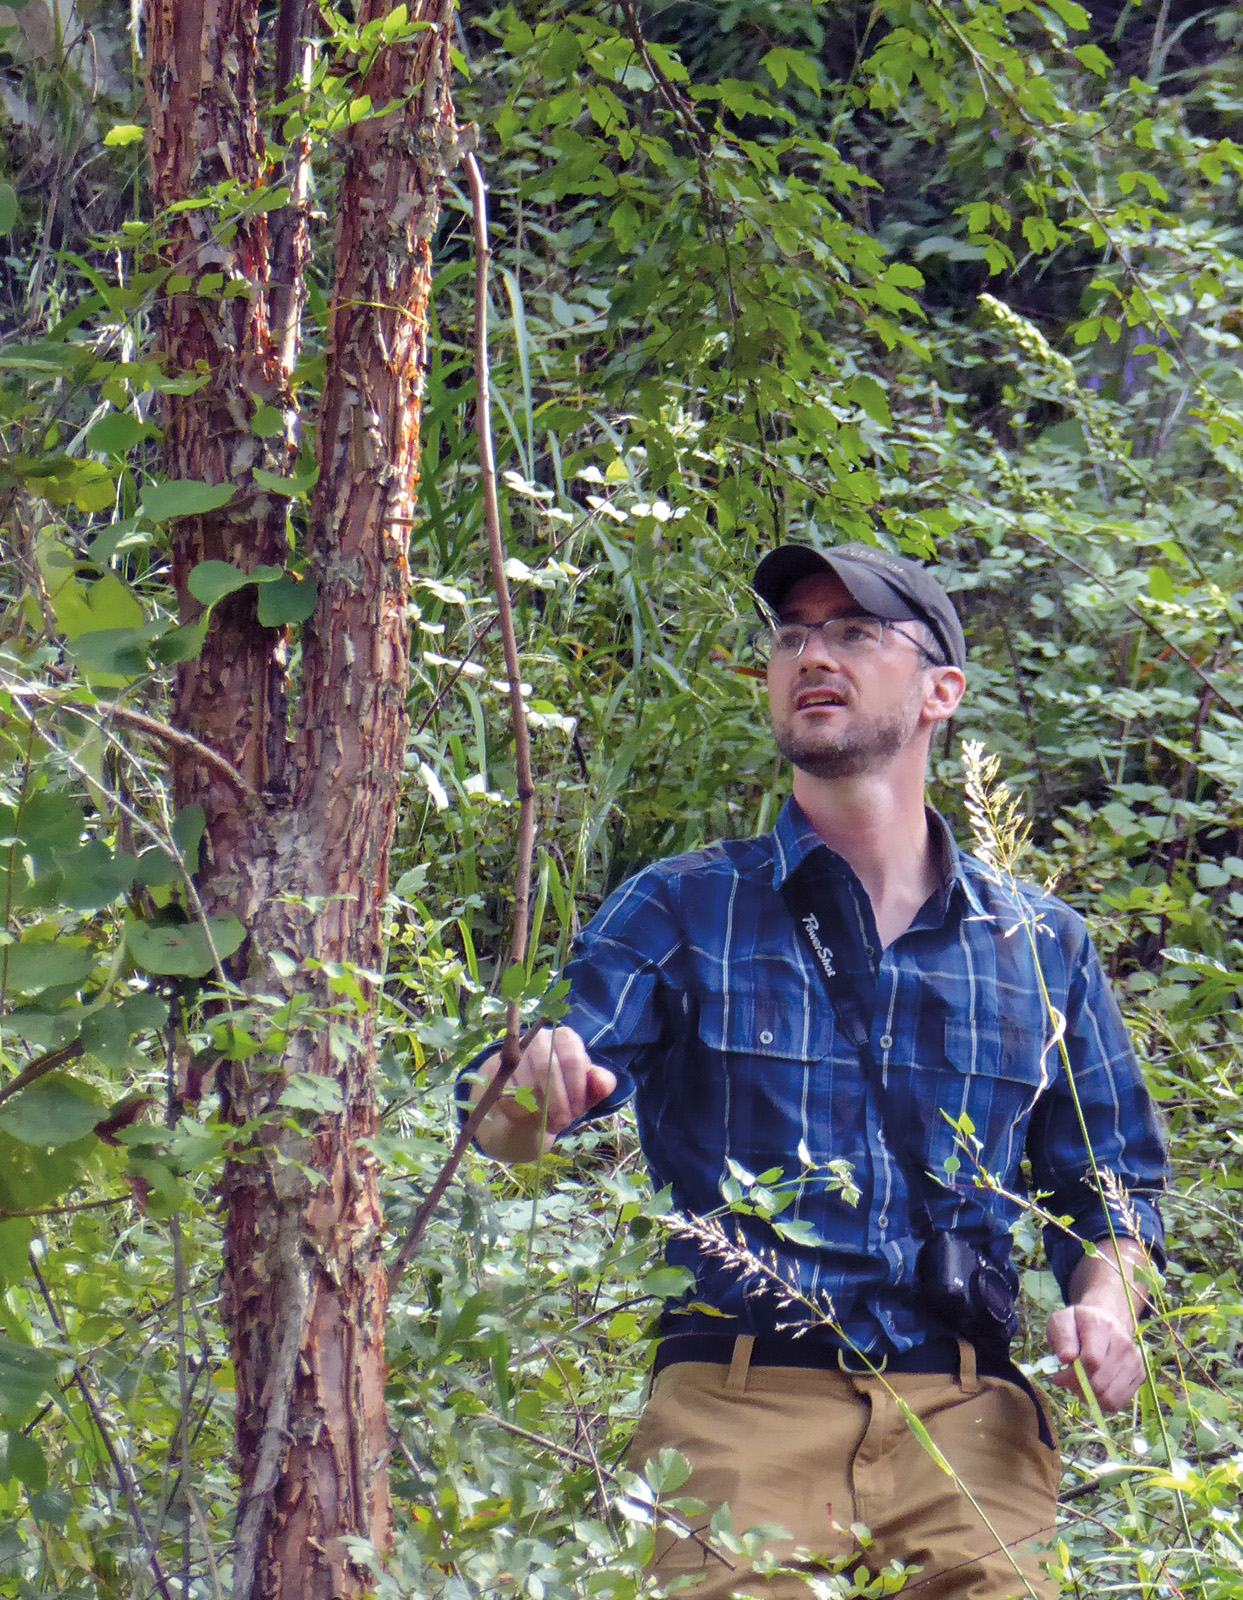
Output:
[921, 665, 966, 726]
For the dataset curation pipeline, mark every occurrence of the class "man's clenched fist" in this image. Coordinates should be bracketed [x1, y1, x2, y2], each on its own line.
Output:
[470, 1026, 617, 1163]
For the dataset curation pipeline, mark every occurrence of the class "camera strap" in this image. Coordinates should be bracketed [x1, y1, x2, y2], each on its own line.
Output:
[780, 855, 936, 1242]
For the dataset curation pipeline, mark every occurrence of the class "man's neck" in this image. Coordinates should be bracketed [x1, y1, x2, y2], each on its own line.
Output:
[792, 770, 941, 950]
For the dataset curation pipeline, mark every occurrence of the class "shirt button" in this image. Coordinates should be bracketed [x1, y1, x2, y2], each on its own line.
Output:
[878, 1212, 889, 1230]
[760, 1029, 774, 1045]
[878, 1034, 893, 1051]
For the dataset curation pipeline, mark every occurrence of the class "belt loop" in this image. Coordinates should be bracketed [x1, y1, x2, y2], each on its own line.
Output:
[726, 1335, 755, 1394]
[956, 1337, 979, 1394]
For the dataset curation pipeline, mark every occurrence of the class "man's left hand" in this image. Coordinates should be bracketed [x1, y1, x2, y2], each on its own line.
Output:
[1046, 1301, 1144, 1413]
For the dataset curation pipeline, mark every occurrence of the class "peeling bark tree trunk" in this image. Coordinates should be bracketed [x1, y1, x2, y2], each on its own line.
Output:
[144, 3, 459, 1596]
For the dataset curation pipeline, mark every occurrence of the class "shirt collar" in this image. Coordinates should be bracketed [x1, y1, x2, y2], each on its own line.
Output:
[770, 796, 988, 918]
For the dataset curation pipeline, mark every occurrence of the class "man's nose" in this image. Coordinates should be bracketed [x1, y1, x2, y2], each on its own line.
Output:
[799, 625, 845, 669]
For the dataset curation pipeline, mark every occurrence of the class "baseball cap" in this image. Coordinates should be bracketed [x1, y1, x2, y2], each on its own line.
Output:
[752, 543, 966, 670]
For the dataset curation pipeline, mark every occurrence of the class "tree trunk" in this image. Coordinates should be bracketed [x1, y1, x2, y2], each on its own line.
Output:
[144, 2, 459, 1595]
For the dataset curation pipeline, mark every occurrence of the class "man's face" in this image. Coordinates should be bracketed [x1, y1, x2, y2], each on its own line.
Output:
[765, 571, 936, 780]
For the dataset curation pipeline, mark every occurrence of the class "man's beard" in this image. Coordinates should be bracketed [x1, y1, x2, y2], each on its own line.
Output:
[771, 701, 920, 780]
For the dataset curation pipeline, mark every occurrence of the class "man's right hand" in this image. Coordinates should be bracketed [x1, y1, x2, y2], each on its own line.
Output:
[469, 1026, 618, 1163]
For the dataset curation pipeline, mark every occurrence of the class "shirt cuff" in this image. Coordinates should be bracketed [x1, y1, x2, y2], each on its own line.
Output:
[1044, 1194, 1165, 1306]
[452, 1041, 636, 1142]
[454, 1039, 504, 1131]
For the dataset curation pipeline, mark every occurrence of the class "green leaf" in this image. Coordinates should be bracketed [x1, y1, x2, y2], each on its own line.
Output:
[0, 1337, 58, 1421]
[0, 1129, 90, 1213]
[1073, 43, 1112, 76]
[103, 124, 145, 148]
[53, 842, 135, 910]
[1148, 565, 1175, 602]
[0, 184, 18, 235]
[1042, 0, 1090, 28]
[258, 575, 318, 626]
[11, 794, 86, 850]
[86, 411, 152, 455]
[643, 1266, 695, 1298]
[140, 479, 235, 520]
[7, 1432, 48, 1493]
[0, 1074, 102, 1148]
[28, 1488, 74, 1526]
[253, 464, 319, 497]
[500, 964, 527, 1001]
[135, 847, 180, 888]
[1, 940, 95, 996]
[643, 1447, 691, 1493]
[148, 617, 209, 665]
[66, 627, 150, 678]
[188, 560, 253, 606]
[846, 375, 892, 425]
[172, 804, 207, 858]
[0, 1218, 34, 1288]
[0, 341, 90, 373]
[124, 914, 246, 977]
[250, 404, 285, 438]
[761, 47, 821, 95]
[278, 1075, 345, 1115]
[81, 1004, 138, 1067]
[53, 572, 146, 641]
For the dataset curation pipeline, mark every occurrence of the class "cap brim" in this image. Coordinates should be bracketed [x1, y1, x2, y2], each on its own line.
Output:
[753, 547, 919, 624]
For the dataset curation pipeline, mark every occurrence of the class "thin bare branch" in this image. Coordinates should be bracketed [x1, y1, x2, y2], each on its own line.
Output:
[0, 1040, 86, 1109]
[30, 1259, 178, 1600]
[386, 1020, 543, 1292]
[465, 148, 539, 981]
[6, 684, 256, 798]
[386, 151, 542, 1294]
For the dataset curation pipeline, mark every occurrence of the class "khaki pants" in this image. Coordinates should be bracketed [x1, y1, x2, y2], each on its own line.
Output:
[627, 1339, 1061, 1600]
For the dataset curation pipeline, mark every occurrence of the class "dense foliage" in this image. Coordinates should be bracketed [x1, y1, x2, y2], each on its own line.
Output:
[2, 0, 1243, 1595]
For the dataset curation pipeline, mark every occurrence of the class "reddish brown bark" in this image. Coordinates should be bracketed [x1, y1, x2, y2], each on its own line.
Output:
[145, 0, 294, 846]
[144, 3, 460, 1596]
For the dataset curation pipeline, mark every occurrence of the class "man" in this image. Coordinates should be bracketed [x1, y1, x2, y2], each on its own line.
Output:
[465, 544, 1166, 1599]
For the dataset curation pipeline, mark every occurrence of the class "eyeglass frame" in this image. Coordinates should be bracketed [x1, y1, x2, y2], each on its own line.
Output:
[749, 611, 949, 668]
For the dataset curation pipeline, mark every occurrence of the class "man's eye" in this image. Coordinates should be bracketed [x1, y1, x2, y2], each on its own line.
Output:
[836, 621, 875, 644]
[774, 626, 807, 652]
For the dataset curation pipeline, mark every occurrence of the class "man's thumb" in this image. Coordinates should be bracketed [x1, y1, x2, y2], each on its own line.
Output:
[1047, 1307, 1082, 1364]
[585, 1064, 618, 1108]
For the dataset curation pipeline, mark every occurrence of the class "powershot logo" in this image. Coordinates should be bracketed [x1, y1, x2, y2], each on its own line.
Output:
[801, 912, 835, 978]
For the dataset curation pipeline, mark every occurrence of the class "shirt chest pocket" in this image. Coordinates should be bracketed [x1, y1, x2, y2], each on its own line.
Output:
[916, 1017, 1049, 1184]
[692, 988, 836, 1163]
[695, 985, 832, 1062]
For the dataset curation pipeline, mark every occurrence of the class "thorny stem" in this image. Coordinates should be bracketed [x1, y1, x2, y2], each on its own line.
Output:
[389, 154, 541, 1292]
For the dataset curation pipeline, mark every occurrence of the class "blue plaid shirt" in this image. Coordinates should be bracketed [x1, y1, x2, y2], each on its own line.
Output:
[555, 799, 1166, 1355]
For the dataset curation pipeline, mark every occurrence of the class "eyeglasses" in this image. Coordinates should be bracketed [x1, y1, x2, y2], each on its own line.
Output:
[751, 613, 946, 666]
